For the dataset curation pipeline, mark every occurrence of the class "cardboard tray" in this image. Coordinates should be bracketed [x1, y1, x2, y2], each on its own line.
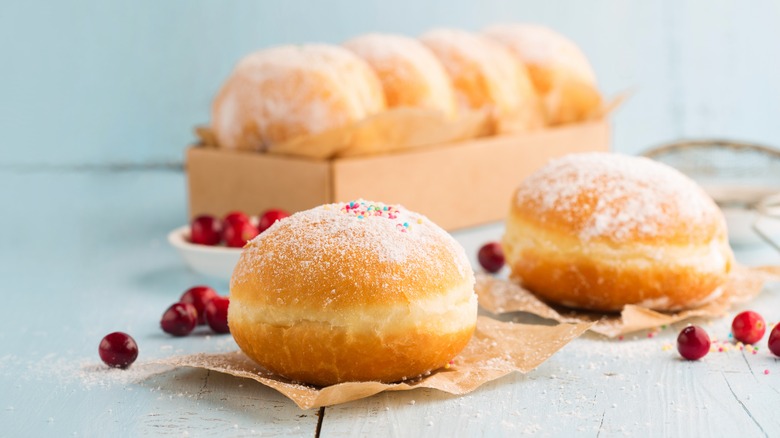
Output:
[186, 121, 610, 230]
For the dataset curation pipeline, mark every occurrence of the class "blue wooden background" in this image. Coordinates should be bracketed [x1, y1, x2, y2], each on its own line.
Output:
[2, 0, 779, 166]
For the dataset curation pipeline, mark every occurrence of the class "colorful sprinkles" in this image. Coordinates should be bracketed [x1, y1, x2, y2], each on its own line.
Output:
[335, 200, 421, 233]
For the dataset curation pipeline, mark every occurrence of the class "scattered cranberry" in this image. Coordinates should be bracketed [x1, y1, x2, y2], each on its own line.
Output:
[677, 325, 711, 360]
[731, 310, 766, 345]
[205, 296, 230, 334]
[223, 211, 250, 226]
[223, 220, 259, 248]
[258, 209, 290, 233]
[190, 215, 221, 246]
[161, 302, 198, 336]
[98, 332, 139, 369]
[477, 242, 505, 273]
[180, 286, 218, 325]
[769, 324, 780, 357]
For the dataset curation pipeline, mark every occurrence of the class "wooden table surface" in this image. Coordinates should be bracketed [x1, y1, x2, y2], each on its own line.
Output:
[2, 168, 779, 437]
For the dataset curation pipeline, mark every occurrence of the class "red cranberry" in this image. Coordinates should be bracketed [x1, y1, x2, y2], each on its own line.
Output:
[477, 242, 505, 273]
[223, 220, 259, 248]
[769, 324, 780, 357]
[258, 209, 290, 233]
[677, 325, 711, 360]
[180, 286, 218, 325]
[205, 296, 230, 334]
[161, 302, 198, 336]
[98, 332, 139, 369]
[223, 211, 250, 226]
[190, 215, 221, 246]
[731, 310, 766, 345]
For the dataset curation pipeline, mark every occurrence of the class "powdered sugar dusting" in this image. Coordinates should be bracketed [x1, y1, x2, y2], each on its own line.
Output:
[231, 200, 472, 301]
[483, 24, 596, 84]
[212, 44, 385, 150]
[515, 153, 722, 242]
[419, 29, 528, 115]
[344, 33, 457, 116]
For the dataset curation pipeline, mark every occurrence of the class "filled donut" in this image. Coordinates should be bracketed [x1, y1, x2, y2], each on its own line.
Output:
[229, 200, 477, 385]
[503, 152, 733, 312]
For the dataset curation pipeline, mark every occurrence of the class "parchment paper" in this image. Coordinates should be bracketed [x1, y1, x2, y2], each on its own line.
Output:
[476, 265, 780, 338]
[155, 316, 592, 409]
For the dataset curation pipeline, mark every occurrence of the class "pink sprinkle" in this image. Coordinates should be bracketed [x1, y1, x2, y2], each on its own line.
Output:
[718, 347, 724, 352]
[647, 332, 655, 338]
[753, 350, 758, 355]
[764, 370, 770, 375]
[618, 336, 624, 341]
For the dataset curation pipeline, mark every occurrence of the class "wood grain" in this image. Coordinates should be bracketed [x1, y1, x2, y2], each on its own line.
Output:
[1, 167, 779, 436]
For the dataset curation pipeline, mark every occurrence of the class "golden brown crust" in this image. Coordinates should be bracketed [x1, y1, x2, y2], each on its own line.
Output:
[343, 33, 458, 118]
[231, 316, 475, 386]
[231, 205, 471, 310]
[503, 153, 734, 312]
[503, 216, 732, 312]
[483, 24, 602, 125]
[229, 200, 477, 385]
[419, 28, 543, 133]
[510, 153, 727, 246]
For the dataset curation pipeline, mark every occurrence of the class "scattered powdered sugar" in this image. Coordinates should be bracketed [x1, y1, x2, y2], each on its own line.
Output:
[515, 152, 722, 242]
[0, 353, 172, 391]
[232, 200, 472, 299]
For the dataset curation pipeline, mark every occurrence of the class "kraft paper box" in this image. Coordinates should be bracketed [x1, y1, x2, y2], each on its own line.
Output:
[186, 121, 610, 230]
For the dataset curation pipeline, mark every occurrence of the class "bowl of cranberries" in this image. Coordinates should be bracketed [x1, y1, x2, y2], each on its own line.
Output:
[168, 209, 290, 279]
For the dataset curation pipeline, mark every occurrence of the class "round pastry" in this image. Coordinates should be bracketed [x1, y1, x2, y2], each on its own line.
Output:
[229, 200, 477, 386]
[419, 28, 542, 133]
[483, 24, 602, 126]
[343, 33, 458, 118]
[503, 152, 733, 312]
[211, 44, 386, 151]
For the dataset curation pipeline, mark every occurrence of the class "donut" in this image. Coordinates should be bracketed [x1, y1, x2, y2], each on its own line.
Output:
[483, 24, 602, 126]
[343, 33, 458, 118]
[211, 44, 386, 151]
[502, 152, 734, 312]
[419, 28, 542, 133]
[229, 200, 477, 386]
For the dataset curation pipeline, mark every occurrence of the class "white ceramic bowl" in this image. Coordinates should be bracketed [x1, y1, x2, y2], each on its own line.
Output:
[167, 226, 243, 280]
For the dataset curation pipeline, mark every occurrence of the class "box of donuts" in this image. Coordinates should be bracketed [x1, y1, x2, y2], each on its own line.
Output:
[187, 25, 614, 230]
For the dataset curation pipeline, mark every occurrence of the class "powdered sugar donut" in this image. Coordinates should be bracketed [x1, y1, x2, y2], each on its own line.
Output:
[229, 200, 477, 385]
[419, 28, 542, 133]
[344, 33, 458, 118]
[503, 152, 733, 312]
[483, 24, 602, 126]
[211, 44, 386, 151]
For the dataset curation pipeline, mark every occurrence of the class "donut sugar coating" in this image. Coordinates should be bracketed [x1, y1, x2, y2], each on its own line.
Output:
[344, 33, 458, 118]
[211, 44, 386, 151]
[503, 152, 733, 312]
[483, 24, 602, 126]
[229, 200, 477, 386]
[419, 28, 541, 133]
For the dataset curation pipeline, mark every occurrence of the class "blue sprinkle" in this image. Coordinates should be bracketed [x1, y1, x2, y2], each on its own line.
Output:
[357, 215, 364, 219]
